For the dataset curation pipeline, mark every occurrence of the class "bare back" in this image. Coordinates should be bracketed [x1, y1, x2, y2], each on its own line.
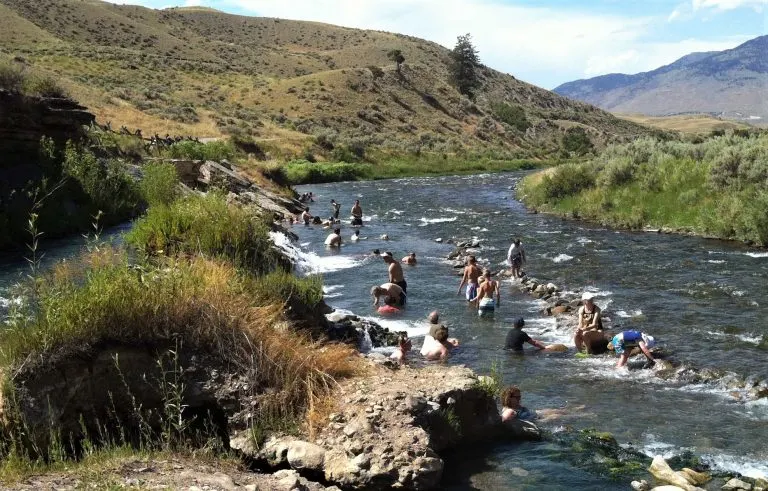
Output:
[389, 262, 404, 283]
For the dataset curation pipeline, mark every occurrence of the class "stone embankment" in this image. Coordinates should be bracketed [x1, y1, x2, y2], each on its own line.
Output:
[233, 360, 538, 490]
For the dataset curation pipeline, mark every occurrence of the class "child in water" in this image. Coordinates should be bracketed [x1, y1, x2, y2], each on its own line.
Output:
[389, 335, 412, 365]
[500, 385, 536, 422]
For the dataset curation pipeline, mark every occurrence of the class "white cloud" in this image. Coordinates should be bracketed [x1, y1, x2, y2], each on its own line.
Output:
[97, 0, 760, 87]
[692, 0, 767, 11]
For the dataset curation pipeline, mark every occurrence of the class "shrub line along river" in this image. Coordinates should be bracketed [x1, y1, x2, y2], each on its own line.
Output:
[2, 172, 766, 489]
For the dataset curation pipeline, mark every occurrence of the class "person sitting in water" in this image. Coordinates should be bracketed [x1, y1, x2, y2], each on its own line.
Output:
[420, 323, 459, 361]
[505, 318, 548, 351]
[574, 292, 604, 352]
[351, 199, 363, 226]
[402, 252, 417, 265]
[324, 228, 342, 247]
[471, 269, 500, 316]
[322, 216, 334, 228]
[380, 234, 390, 240]
[390, 334, 412, 365]
[379, 251, 406, 294]
[500, 385, 536, 422]
[457, 255, 482, 302]
[312, 216, 322, 225]
[371, 282, 406, 306]
[350, 230, 362, 242]
[608, 331, 656, 368]
[301, 208, 313, 225]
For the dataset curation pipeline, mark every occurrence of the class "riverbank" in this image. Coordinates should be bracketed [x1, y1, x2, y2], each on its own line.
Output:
[280, 155, 550, 185]
[516, 133, 768, 246]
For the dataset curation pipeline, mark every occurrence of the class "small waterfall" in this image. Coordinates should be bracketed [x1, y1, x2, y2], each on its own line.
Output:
[269, 231, 361, 276]
[358, 326, 373, 353]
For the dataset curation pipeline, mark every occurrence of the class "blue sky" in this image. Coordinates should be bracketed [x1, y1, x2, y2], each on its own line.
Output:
[104, 0, 766, 88]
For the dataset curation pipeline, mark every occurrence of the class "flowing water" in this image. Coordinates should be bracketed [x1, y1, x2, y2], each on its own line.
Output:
[2, 173, 767, 488]
[292, 172, 768, 487]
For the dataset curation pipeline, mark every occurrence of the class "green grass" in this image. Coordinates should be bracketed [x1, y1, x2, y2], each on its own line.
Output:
[126, 192, 281, 274]
[519, 133, 768, 245]
[283, 155, 549, 184]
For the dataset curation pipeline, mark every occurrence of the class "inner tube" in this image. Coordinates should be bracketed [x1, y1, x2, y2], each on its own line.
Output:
[377, 305, 400, 314]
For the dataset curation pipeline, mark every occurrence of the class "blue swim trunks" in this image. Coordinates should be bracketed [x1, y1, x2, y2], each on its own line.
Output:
[611, 331, 643, 354]
[465, 283, 478, 301]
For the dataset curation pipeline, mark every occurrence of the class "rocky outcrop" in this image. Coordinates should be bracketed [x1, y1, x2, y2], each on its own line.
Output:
[234, 362, 537, 490]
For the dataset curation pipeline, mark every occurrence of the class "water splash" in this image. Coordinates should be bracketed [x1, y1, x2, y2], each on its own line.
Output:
[269, 231, 361, 275]
[358, 326, 373, 353]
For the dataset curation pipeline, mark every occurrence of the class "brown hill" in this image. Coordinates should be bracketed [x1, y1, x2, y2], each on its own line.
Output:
[0, 0, 657, 160]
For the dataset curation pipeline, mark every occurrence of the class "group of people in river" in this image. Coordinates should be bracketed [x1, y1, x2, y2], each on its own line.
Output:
[297, 194, 657, 375]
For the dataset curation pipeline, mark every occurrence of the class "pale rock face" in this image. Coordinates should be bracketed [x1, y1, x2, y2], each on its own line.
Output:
[722, 478, 753, 491]
[286, 440, 327, 472]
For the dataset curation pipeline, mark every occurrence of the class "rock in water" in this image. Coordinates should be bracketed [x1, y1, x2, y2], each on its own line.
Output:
[648, 456, 703, 491]
[722, 478, 753, 490]
[583, 330, 610, 355]
[631, 480, 650, 491]
[543, 344, 568, 352]
[679, 468, 710, 486]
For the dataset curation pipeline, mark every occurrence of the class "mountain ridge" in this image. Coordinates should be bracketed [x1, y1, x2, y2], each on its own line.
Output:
[554, 35, 768, 123]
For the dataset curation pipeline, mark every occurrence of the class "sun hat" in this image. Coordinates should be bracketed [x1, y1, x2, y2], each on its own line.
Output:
[379, 251, 393, 257]
[581, 292, 594, 301]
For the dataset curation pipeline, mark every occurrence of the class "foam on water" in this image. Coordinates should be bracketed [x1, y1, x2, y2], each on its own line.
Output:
[550, 253, 574, 263]
[419, 216, 458, 226]
[744, 252, 768, 258]
[702, 453, 768, 479]
[576, 237, 594, 245]
[362, 316, 429, 338]
[270, 232, 361, 275]
[615, 310, 644, 318]
[707, 259, 726, 264]
[535, 230, 562, 234]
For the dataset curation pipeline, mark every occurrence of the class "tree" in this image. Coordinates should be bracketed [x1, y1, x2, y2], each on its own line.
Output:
[387, 49, 405, 74]
[449, 33, 481, 98]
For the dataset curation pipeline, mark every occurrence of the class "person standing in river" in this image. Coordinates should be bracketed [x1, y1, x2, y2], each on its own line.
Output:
[471, 269, 500, 316]
[505, 318, 548, 351]
[457, 255, 482, 301]
[351, 199, 363, 226]
[507, 238, 526, 279]
[573, 292, 605, 353]
[380, 251, 407, 293]
[324, 228, 342, 247]
[331, 199, 341, 219]
[301, 208, 313, 225]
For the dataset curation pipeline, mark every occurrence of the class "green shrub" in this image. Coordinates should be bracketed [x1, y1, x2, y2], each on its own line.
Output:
[490, 102, 529, 131]
[0, 62, 25, 92]
[24, 75, 68, 98]
[283, 161, 365, 185]
[63, 142, 140, 219]
[127, 193, 280, 274]
[538, 162, 594, 200]
[562, 127, 594, 156]
[140, 162, 179, 207]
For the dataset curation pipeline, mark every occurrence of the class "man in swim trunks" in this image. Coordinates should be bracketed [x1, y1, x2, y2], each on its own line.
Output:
[351, 199, 363, 226]
[506, 238, 526, 279]
[331, 199, 341, 219]
[402, 252, 417, 265]
[457, 255, 482, 301]
[608, 330, 656, 368]
[380, 251, 407, 294]
[471, 269, 500, 316]
[574, 292, 603, 352]
[371, 283, 406, 306]
[505, 318, 547, 351]
[324, 228, 342, 247]
[301, 208, 313, 225]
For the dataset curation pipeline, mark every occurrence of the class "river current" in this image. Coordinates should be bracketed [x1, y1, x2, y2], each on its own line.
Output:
[293, 172, 768, 488]
[1, 172, 766, 488]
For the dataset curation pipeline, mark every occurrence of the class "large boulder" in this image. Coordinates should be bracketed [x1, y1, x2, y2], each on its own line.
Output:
[287, 440, 326, 472]
[648, 457, 704, 491]
[583, 330, 611, 355]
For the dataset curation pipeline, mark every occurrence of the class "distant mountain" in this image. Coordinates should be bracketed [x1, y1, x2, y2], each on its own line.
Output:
[554, 36, 768, 123]
[0, 0, 655, 161]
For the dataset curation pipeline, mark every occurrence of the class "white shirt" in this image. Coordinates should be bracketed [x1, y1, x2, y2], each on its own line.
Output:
[507, 242, 525, 264]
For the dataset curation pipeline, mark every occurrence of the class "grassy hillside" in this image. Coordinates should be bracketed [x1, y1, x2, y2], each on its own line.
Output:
[0, 0, 657, 161]
[518, 132, 768, 245]
[616, 113, 753, 134]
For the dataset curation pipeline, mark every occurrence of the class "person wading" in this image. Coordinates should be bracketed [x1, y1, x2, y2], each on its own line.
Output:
[457, 255, 482, 301]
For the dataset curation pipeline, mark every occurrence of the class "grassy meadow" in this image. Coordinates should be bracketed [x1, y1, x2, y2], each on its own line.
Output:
[518, 132, 768, 245]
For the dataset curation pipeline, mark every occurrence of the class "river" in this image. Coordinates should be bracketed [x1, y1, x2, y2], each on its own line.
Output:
[293, 172, 768, 488]
[1, 172, 766, 488]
